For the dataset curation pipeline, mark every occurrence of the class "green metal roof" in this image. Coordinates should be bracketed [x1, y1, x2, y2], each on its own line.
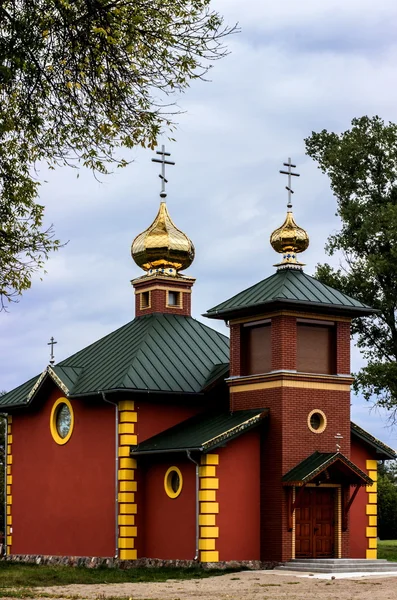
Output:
[282, 451, 372, 486]
[204, 268, 375, 320]
[0, 313, 230, 408]
[351, 422, 396, 460]
[131, 409, 268, 454]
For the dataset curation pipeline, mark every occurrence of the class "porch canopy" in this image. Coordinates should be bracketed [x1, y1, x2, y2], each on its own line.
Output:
[282, 451, 373, 487]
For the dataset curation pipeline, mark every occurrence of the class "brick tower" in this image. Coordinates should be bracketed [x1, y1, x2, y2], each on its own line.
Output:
[204, 159, 375, 562]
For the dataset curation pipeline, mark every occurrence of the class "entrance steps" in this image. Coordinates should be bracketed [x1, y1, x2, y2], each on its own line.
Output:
[276, 558, 397, 573]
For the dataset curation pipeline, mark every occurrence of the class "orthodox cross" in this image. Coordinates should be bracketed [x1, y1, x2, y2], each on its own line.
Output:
[151, 145, 175, 199]
[48, 336, 57, 366]
[335, 432, 343, 453]
[279, 158, 300, 209]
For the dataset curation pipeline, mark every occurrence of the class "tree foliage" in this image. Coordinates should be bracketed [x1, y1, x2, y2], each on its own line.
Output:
[378, 461, 397, 539]
[305, 116, 397, 417]
[0, 0, 234, 308]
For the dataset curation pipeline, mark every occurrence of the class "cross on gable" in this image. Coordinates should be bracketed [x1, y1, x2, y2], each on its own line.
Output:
[279, 157, 300, 208]
[151, 145, 175, 199]
[48, 336, 57, 365]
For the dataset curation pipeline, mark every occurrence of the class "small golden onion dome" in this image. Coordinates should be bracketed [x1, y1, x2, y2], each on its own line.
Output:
[131, 202, 195, 274]
[270, 210, 309, 267]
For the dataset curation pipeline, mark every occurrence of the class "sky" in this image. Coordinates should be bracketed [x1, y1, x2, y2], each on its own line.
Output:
[2, 0, 397, 449]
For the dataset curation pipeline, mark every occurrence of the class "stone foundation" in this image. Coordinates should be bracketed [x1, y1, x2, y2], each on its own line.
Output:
[1, 554, 277, 571]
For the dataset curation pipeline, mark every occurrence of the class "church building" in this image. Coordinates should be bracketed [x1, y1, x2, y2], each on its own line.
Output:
[1, 150, 395, 566]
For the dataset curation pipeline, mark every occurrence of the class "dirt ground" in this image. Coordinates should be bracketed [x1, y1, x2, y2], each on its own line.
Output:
[6, 569, 397, 600]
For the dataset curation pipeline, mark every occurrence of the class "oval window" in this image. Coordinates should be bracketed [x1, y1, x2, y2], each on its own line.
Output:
[50, 398, 74, 445]
[164, 466, 183, 498]
[308, 409, 327, 434]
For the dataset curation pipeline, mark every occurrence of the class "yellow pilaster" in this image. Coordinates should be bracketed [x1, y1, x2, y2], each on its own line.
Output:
[366, 460, 378, 559]
[118, 401, 138, 560]
[6, 415, 12, 554]
[199, 453, 219, 562]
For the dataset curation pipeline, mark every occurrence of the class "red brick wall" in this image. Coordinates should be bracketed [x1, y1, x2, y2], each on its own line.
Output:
[336, 321, 351, 375]
[271, 316, 297, 371]
[217, 430, 261, 561]
[11, 387, 115, 557]
[134, 278, 194, 317]
[230, 324, 241, 376]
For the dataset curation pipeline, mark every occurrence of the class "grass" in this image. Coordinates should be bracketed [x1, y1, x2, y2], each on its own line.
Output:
[0, 562, 234, 589]
[378, 539, 397, 562]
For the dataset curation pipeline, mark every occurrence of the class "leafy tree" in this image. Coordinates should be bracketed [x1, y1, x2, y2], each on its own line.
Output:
[378, 460, 397, 539]
[305, 116, 397, 418]
[0, 0, 234, 308]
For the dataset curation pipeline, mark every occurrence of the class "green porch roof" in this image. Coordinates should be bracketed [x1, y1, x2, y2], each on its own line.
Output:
[131, 409, 268, 454]
[351, 422, 396, 460]
[0, 313, 230, 408]
[282, 451, 372, 487]
[204, 268, 375, 320]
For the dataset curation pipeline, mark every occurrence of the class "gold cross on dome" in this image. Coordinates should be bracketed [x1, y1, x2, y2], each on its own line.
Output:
[279, 158, 300, 209]
[151, 145, 175, 199]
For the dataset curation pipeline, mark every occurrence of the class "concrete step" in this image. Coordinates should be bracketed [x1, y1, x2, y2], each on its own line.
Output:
[276, 559, 397, 573]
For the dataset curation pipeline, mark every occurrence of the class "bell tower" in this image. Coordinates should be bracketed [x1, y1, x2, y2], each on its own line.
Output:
[131, 146, 195, 317]
[204, 158, 374, 563]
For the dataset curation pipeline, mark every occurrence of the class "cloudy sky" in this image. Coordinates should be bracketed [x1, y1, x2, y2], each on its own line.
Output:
[2, 0, 397, 448]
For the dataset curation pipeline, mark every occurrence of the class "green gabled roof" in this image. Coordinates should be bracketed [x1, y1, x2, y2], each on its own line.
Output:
[131, 409, 268, 454]
[282, 451, 372, 487]
[351, 422, 396, 460]
[0, 313, 230, 408]
[204, 268, 375, 320]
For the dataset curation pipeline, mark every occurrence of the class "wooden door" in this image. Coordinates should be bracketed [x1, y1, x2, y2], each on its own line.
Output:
[295, 488, 335, 558]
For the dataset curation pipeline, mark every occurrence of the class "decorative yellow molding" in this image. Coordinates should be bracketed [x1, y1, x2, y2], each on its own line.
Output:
[50, 397, 74, 445]
[336, 487, 342, 558]
[230, 378, 351, 393]
[199, 454, 219, 563]
[6, 417, 12, 554]
[118, 400, 138, 560]
[365, 459, 378, 559]
[164, 466, 183, 499]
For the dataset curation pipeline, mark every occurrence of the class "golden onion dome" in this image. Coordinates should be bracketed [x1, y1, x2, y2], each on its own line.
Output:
[270, 210, 309, 267]
[131, 202, 195, 275]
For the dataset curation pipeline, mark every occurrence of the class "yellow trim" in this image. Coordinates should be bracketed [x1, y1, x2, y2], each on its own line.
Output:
[336, 486, 342, 558]
[118, 492, 135, 503]
[7, 475, 11, 485]
[200, 502, 219, 514]
[118, 423, 135, 435]
[199, 490, 216, 501]
[119, 411, 138, 423]
[368, 493, 377, 504]
[134, 285, 192, 295]
[200, 526, 219, 538]
[368, 537, 377, 548]
[119, 549, 137, 560]
[119, 526, 137, 537]
[200, 478, 219, 490]
[307, 409, 327, 434]
[119, 503, 137, 514]
[366, 526, 377, 537]
[231, 379, 351, 393]
[199, 515, 216, 526]
[7, 444, 11, 456]
[368, 470, 378, 482]
[139, 290, 151, 310]
[7, 455, 12, 465]
[7, 495, 12, 505]
[7, 435, 12, 444]
[119, 434, 138, 446]
[49, 397, 74, 445]
[118, 469, 135, 480]
[199, 539, 216, 550]
[366, 504, 377, 515]
[366, 460, 378, 470]
[230, 310, 351, 325]
[366, 549, 377, 559]
[118, 446, 130, 457]
[7, 485, 11, 496]
[166, 289, 183, 309]
[368, 516, 377, 526]
[120, 458, 137, 469]
[120, 481, 137, 492]
[199, 466, 216, 477]
[7, 415, 12, 423]
[7, 536, 12, 546]
[119, 400, 135, 411]
[6, 515, 12, 525]
[118, 515, 135, 526]
[366, 481, 377, 492]
[164, 466, 183, 499]
[200, 551, 219, 562]
[118, 537, 135, 549]
[7, 465, 11, 474]
[7, 424, 11, 434]
[201, 454, 219, 466]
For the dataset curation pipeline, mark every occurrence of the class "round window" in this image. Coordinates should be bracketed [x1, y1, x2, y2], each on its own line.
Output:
[308, 409, 327, 434]
[50, 398, 74, 445]
[164, 466, 183, 498]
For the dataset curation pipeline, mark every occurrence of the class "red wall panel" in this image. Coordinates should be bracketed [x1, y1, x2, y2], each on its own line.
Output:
[143, 458, 196, 559]
[217, 430, 261, 561]
[137, 400, 202, 442]
[11, 386, 115, 557]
